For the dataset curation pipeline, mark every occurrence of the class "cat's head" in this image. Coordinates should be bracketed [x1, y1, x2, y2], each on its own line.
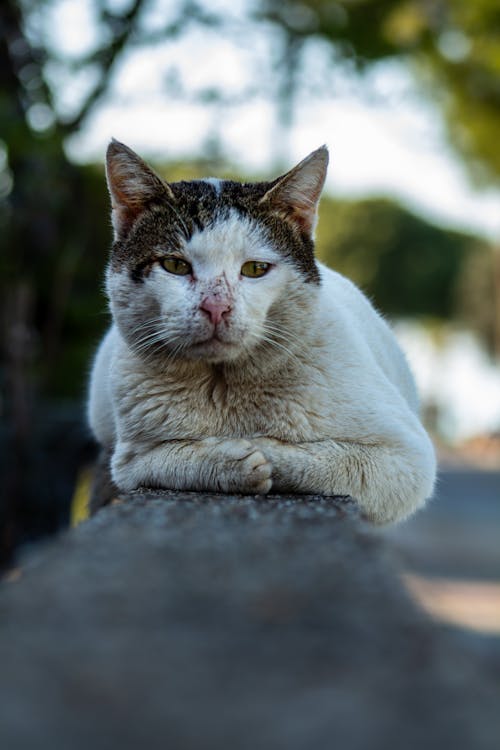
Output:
[105, 140, 328, 365]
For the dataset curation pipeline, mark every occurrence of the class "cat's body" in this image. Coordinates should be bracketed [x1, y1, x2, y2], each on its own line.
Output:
[88, 141, 436, 523]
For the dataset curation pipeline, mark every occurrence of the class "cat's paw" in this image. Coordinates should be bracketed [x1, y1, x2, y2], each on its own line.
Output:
[207, 438, 273, 494]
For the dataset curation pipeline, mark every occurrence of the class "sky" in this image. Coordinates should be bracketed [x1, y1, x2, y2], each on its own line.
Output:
[40, 0, 500, 441]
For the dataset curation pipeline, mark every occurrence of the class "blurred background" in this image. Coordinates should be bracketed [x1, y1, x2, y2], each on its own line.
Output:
[0, 0, 499, 632]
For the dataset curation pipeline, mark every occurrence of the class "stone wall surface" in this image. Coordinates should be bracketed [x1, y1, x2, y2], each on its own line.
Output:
[0, 492, 498, 750]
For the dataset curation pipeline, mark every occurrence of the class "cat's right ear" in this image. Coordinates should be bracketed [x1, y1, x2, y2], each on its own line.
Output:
[106, 139, 175, 239]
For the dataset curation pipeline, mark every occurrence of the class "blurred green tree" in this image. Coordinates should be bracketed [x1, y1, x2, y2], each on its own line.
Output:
[260, 0, 500, 183]
[315, 197, 487, 321]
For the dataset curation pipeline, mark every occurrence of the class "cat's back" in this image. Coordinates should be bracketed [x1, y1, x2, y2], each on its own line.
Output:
[317, 263, 419, 411]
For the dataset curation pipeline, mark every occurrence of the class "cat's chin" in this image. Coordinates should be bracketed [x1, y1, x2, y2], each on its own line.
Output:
[184, 337, 246, 363]
[183, 338, 241, 363]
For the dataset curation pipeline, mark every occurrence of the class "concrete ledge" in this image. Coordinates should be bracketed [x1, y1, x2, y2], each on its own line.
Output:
[0, 492, 498, 749]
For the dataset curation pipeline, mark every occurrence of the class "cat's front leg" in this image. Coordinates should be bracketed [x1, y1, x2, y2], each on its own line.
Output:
[111, 437, 273, 495]
[253, 435, 435, 524]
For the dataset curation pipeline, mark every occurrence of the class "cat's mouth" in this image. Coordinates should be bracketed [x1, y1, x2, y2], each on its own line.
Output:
[187, 332, 242, 361]
[193, 334, 233, 349]
[194, 326, 237, 344]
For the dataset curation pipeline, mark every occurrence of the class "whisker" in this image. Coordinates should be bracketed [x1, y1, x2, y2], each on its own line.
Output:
[247, 329, 301, 365]
[261, 328, 294, 346]
[261, 322, 293, 339]
[262, 337, 299, 361]
[261, 323, 300, 353]
[129, 332, 165, 351]
[128, 317, 166, 337]
[261, 320, 292, 336]
[132, 327, 190, 366]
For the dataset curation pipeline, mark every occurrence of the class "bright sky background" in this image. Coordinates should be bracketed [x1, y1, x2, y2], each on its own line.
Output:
[42, 0, 500, 441]
[45, 0, 500, 241]
[68, 76, 500, 241]
[69, 62, 500, 240]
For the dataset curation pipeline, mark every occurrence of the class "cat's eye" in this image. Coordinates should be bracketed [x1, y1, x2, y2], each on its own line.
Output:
[241, 261, 271, 278]
[160, 257, 192, 276]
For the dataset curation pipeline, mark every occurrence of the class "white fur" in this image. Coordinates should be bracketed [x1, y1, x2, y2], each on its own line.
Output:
[202, 177, 222, 195]
[88, 211, 436, 524]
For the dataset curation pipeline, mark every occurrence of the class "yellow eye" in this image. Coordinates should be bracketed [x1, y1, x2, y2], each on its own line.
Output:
[241, 261, 271, 278]
[160, 257, 192, 276]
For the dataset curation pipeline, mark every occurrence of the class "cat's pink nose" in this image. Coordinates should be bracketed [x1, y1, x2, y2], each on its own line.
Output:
[200, 296, 232, 326]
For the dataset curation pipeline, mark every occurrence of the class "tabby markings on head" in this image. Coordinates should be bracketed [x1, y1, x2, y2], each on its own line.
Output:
[105, 139, 328, 285]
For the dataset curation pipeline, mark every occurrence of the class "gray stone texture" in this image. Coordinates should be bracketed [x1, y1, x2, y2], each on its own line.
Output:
[0, 492, 498, 749]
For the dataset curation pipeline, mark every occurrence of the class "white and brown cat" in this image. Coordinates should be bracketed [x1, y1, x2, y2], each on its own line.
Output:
[88, 139, 436, 523]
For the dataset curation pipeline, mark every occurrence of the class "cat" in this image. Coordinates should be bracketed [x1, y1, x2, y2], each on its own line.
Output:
[87, 139, 436, 523]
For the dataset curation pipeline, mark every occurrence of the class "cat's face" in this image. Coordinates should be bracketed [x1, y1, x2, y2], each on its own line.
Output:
[105, 141, 328, 365]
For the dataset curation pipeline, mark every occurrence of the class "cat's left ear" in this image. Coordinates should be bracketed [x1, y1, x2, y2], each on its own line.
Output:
[260, 146, 329, 236]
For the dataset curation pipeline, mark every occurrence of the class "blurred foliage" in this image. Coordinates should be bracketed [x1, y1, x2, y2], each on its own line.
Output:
[315, 196, 488, 321]
[261, 0, 500, 184]
[453, 240, 500, 356]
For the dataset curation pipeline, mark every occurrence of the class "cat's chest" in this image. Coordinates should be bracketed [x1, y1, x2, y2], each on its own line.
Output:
[199, 373, 318, 440]
[122, 365, 330, 442]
